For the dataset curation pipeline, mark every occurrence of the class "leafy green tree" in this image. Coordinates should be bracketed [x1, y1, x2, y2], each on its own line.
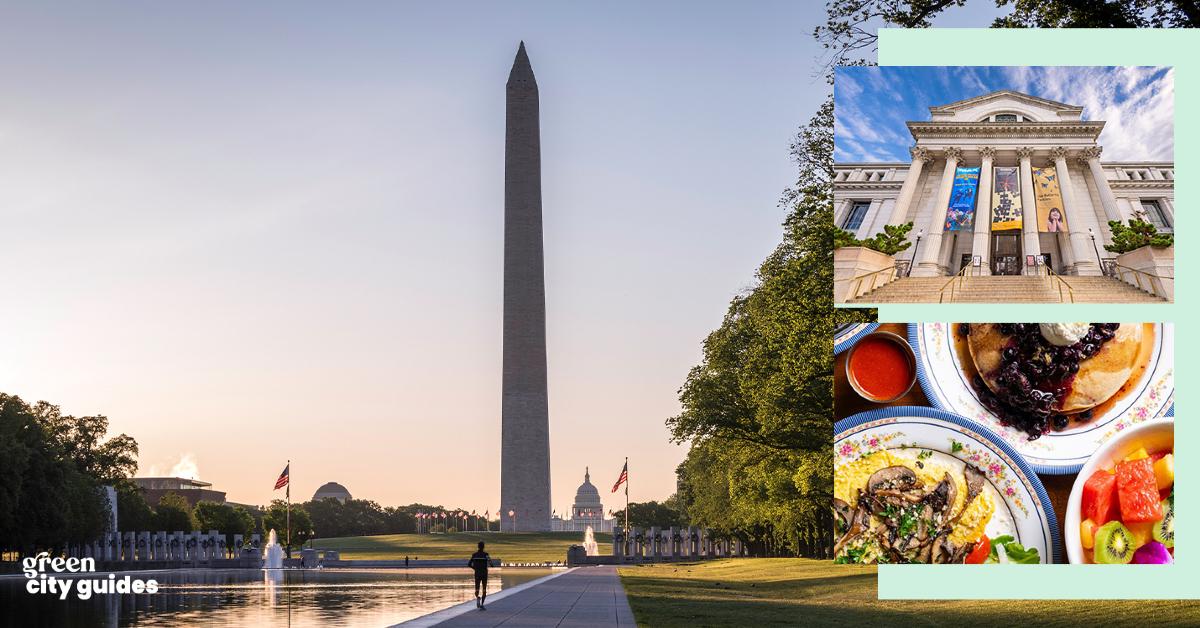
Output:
[115, 481, 156, 531]
[1104, 219, 1174, 254]
[665, 97, 865, 558]
[155, 493, 197, 532]
[611, 501, 685, 529]
[0, 393, 133, 555]
[834, 222, 913, 255]
[194, 501, 255, 545]
[818, 0, 1199, 68]
[262, 499, 313, 551]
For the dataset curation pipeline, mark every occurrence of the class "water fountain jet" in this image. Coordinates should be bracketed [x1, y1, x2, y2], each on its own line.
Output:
[262, 529, 285, 569]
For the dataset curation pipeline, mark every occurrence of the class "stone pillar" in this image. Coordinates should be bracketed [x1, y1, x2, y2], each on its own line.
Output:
[971, 147, 995, 275]
[122, 532, 135, 561]
[155, 532, 166, 560]
[1052, 147, 1100, 276]
[612, 528, 624, 558]
[887, 146, 931, 225]
[137, 532, 150, 561]
[1017, 147, 1042, 274]
[1081, 146, 1124, 223]
[651, 527, 663, 559]
[1160, 197, 1175, 226]
[912, 147, 962, 276]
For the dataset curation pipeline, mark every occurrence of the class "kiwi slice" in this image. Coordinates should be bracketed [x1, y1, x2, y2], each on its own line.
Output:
[1094, 521, 1136, 564]
[1153, 494, 1175, 549]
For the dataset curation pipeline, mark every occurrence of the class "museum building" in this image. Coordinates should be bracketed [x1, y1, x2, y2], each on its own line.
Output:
[834, 90, 1174, 283]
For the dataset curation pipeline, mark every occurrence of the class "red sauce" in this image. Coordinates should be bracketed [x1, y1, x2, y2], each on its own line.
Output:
[850, 336, 913, 401]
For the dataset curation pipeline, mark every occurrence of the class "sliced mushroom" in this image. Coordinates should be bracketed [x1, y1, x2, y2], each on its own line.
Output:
[832, 498, 853, 532]
[924, 472, 958, 522]
[866, 466, 921, 493]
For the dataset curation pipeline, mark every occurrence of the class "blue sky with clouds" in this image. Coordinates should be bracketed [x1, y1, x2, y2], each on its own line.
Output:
[835, 66, 1174, 163]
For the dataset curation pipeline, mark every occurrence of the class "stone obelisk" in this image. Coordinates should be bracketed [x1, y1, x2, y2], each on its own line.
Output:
[501, 42, 551, 532]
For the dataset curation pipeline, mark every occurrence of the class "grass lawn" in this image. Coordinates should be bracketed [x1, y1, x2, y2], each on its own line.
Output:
[619, 558, 1200, 627]
[309, 531, 609, 564]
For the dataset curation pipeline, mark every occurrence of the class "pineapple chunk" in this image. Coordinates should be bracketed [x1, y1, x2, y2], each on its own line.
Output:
[1154, 454, 1175, 490]
[1080, 519, 1097, 550]
[1128, 521, 1155, 548]
[1124, 447, 1150, 462]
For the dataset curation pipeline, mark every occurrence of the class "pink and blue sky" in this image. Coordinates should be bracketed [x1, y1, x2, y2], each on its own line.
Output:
[0, 2, 829, 512]
[835, 66, 1174, 163]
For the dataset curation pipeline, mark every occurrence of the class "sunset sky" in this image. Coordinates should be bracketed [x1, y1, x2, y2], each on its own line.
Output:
[0, 2, 830, 513]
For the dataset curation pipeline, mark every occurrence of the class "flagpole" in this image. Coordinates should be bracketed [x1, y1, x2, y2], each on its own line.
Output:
[286, 459, 291, 556]
[624, 457, 629, 534]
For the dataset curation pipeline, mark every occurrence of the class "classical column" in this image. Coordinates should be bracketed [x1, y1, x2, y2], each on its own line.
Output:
[912, 147, 961, 277]
[1052, 147, 1100, 275]
[1016, 147, 1042, 274]
[887, 147, 933, 225]
[1080, 146, 1124, 223]
[971, 147, 995, 275]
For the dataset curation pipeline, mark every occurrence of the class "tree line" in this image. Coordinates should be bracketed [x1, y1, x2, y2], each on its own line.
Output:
[660, 95, 872, 559]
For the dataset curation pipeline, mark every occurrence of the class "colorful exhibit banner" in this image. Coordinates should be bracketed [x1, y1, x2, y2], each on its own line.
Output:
[1032, 166, 1068, 233]
[944, 166, 980, 231]
[991, 166, 1023, 231]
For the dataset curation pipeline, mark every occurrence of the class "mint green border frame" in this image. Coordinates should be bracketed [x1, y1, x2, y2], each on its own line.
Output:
[875, 28, 1185, 600]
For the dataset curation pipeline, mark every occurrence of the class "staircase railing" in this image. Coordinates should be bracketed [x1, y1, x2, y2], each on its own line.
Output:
[937, 265, 973, 303]
[1040, 265, 1076, 303]
[1109, 263, 1172, 300]
[839, 265, 899, 301]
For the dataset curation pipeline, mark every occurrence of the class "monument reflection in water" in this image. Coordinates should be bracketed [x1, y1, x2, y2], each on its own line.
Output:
[0, 568, 550, 627]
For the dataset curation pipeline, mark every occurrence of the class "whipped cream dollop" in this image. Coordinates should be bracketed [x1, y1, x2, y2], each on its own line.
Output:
[1038, 322, 1091, 347]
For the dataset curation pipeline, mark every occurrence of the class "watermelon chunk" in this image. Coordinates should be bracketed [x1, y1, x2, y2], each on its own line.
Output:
[1081, 470, 1119, 525]
[1116, 458, 1164, 524]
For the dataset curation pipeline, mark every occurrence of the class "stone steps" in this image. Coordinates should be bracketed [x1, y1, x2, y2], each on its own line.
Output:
[846, 275, 1168, 303]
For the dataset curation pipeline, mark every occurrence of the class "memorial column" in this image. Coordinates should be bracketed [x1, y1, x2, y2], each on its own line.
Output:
[913, 147, 961, 277]
[887, 147, 932, 225]
[1016, 147, 1042, 275]
[1052, 146, 1101, 276]
[971, 147, 995, 275]
[1081, 146, 1125, 223]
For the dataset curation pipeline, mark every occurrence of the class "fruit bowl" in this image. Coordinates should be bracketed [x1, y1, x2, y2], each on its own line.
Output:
[1065, 418, 1174, 564]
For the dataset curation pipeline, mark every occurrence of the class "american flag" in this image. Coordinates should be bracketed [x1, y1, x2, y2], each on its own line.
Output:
[274, 464, 289, 490]
[611, 461, 628, 493]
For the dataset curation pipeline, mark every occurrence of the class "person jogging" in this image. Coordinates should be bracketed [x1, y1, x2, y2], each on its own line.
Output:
[467, 541, 491, 610]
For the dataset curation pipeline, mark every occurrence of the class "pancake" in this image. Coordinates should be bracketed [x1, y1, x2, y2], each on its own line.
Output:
[968, 323, 1141, 414]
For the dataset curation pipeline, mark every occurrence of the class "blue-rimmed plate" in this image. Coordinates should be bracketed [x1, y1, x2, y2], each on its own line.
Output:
[835, 406, 1060, 564]
[835, 322, 879, 355]
[909, 323, 1174, 475]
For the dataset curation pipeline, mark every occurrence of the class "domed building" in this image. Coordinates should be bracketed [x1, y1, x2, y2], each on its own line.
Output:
[552, 468, 613, 532]
[312, 482, 352, 504]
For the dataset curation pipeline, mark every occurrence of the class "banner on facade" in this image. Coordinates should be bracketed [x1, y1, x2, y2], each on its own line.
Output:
[991, 166, 1023, 231]
[944, 166, 980, 231]
[1032, 166, 1068, 233]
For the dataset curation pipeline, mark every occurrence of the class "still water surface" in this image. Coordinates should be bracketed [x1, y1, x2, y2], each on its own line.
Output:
[0, 567, 552, 627]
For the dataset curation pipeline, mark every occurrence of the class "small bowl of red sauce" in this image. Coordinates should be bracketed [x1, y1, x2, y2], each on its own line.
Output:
[845, 331, 917, 403]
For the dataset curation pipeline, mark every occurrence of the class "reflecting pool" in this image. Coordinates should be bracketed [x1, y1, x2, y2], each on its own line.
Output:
[0, 567, 553, 627]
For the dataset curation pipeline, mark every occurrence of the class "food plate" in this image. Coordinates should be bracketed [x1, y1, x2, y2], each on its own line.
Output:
[910, 323, 1173, 474]
[835, 323, 879, 355]
[835, 406, 1060, 564]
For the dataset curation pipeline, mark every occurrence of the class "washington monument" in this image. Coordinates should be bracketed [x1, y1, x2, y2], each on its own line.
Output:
[501, 42, 551, 532]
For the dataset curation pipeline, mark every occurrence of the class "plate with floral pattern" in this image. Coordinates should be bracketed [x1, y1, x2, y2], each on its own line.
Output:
[835, 323, 879, 355]
[909, 323, 1173, 474]
[835, 406, 1059, 564]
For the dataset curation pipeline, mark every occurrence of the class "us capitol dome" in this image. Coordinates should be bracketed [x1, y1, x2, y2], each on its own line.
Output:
[552, 468, 613, 532]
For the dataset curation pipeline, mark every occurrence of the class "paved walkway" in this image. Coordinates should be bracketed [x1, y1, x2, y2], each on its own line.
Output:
[413, 566, 636, 627]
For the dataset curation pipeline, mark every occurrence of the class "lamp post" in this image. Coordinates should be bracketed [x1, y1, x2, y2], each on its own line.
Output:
[1088, 227, 1104, 275]
[907, 228, 925, 277]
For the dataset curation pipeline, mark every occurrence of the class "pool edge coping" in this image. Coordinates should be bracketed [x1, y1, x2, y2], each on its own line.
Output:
[393, 567, 577, 627]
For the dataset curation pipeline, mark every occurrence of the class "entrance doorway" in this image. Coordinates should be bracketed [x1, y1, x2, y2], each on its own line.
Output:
[991, 232, 1022, 275]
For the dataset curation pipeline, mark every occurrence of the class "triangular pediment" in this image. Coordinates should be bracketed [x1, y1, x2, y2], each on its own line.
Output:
[928, 90, 1084, 122]
[932, 90, 1080, 114]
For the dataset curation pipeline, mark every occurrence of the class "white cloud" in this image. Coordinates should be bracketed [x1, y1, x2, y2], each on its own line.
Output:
[1031, 66, 1173, 160]
[143, 452, 202, 480]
